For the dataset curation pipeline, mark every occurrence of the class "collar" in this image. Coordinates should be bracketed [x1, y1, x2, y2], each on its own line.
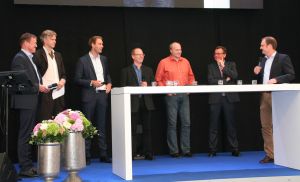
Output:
[89, 52, 100, 60]
[169, 55, 182, 62]
[265, 51, 277, 59]
[43, 46, 55, 55]
[21, 49, 33, 59]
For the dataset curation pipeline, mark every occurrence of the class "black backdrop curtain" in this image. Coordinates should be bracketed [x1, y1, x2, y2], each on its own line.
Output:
[0, 0, 299, 162]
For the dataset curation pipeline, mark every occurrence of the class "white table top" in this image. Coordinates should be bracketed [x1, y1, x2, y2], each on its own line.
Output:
[111, 84, 300, 95]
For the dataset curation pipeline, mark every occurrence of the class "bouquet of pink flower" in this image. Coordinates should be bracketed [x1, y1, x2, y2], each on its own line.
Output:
[54, 109, 98, 138]
[30, 120, 68, 145]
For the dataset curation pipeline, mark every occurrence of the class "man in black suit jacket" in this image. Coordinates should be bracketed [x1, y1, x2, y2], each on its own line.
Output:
[207, 46, 240, 157]
[11, 33, 49, 178]
[74, 36, 112, 164]
[34, 30, 66, 121]
[120, 48, 155, 160]
[254, 36, 295, 163]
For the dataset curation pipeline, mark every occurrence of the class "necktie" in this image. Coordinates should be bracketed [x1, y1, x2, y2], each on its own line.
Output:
[49, 51, 54, 59]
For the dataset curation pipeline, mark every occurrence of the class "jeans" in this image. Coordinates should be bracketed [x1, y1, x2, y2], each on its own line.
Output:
[165, 94, 191, 154]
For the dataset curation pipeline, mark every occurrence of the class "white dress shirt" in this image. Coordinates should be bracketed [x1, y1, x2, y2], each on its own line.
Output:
[42, 47, 60, 86]
[89, 52, 106, 90]
[263, 51, 276, 84]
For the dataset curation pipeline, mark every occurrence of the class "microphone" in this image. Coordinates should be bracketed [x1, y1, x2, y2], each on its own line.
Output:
[48, 83, 58, 90]
[258, 57, 263, 67]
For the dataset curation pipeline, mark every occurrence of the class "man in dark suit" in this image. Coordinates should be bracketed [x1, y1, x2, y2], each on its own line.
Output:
[34, 30, 66, 121]
[11, 33, 49, 178]
[120, 47, 155, 160]
[207, 46, 240, 157]
[74, 35, 112, 164]
[254, 36, 295, 163]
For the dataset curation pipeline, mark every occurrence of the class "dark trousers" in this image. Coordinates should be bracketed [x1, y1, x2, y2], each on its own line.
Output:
[82, 91, 108, 158]
[37, 92, 65, 121]
[131, 98, 152, 156]
[18, 108, 37, 171]
[209, 96, 238, 152]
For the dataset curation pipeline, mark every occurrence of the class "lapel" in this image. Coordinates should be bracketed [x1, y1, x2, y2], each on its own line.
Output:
[85, 54, 97, 79]
[41, 49, 48, 64]
[213, 61, 223, 78]
[130, 65, 139, 85]
[20, 51, 39, 83]
[270, 53, 279, 76]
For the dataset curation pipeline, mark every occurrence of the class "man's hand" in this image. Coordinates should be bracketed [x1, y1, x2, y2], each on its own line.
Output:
[140, 81, 147, 87]
[91, 80, 101, 88]
[106, 83, 112, 94]
[267, 79, 277, 84]
[39, 85, 50, 93]
[57, 79, 66, 90]
[254, 66, 262, 75]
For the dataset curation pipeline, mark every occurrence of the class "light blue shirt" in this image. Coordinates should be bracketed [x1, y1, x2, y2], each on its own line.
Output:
[21, 49, 41, 83]
[263, 51, 276, 84]
[133, 64, 142, 85]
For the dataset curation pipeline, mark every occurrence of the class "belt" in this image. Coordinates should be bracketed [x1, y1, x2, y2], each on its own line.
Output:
[96, 90, 106, 93]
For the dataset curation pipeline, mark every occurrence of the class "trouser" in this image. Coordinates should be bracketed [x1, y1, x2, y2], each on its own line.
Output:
[165, 94, 191, 154]
[260, 92, 273, 158]
[82, 91, 108, 158]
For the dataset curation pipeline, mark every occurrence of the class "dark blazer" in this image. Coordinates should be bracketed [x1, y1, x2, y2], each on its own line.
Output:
[34, 48, 66, 80]
[120, 64, 155, 112]
[11, 51, 40, 109]
[208, 61, 240, 104]
[257, 53, 295, 83]
[74, 54, 112, 102]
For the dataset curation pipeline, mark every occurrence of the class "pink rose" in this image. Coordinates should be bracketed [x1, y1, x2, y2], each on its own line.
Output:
[69, 111, 80, 121]
[33, 123, 41, 136]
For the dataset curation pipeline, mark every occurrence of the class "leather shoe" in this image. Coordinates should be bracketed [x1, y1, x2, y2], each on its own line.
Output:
[170, 153, 180, 158]
[145, 153, 154, 160]
[259, 156, 274, 163]
[183, 152, 193, 157]
[208, 151, 216, 157]
[100, 156, 112, 163]
[86, 157, 91, 165]
[19, 167, 38, 178]
[133, 154, 145, 160]
[232, 150, 240, 157]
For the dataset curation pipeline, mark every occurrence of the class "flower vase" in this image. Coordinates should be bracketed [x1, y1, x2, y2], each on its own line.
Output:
[38, 142, 61, 182]
[62, 131, 86, 182]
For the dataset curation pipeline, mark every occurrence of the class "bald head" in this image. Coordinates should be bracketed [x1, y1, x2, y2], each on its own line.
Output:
[169, 42, 182, 60]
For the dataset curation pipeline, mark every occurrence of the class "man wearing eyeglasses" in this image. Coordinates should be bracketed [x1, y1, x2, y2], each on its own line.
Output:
[207, 46, 240, 157]
[120, 47, 155, 160]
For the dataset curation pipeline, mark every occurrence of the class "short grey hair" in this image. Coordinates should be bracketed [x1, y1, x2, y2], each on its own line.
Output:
[40, 29, 57, 43]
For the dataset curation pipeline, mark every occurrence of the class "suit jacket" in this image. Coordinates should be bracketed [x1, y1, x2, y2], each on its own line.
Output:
[33, 48, 66, 81]
[11, 51, 40, 109]
[208, 61, 240, 104]
[120, 64, 155, 112]
[74, 53, 112, 102]
[257, 53, 295, 84]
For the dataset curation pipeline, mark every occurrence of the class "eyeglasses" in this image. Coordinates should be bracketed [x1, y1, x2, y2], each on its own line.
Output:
[133, 54, 145, 56]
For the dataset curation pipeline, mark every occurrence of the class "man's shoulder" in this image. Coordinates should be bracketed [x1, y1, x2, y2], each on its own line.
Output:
[13, 51, 27, 61]
[276, 52, 289, 60]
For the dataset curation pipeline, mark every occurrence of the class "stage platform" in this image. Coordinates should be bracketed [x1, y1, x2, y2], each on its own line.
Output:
[18, 151, 300, 182]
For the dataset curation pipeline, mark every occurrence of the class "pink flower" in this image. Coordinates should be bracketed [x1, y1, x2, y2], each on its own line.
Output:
[70, 121, 84, 132]
[54, 113, 67, 124]
[69, 111, 80, 121]
[33, 123, 41, 136]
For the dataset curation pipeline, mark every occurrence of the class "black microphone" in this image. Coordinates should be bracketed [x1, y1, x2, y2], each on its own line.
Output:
[48, 83, 58, 90]
[258, 57, 263, 67]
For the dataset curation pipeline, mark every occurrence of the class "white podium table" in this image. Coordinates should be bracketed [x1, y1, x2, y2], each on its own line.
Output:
[111, 84, 300, 180]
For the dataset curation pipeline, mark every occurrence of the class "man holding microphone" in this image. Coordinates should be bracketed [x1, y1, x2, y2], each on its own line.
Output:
[254, 36, 295, 163]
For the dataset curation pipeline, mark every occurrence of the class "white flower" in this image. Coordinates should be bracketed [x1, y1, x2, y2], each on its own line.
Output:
[40, 123, 48, 130]
[63, 121, 72, 129]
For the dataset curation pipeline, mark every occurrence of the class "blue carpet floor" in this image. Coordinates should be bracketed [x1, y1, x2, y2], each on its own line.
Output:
[18, 151, 300, 182]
